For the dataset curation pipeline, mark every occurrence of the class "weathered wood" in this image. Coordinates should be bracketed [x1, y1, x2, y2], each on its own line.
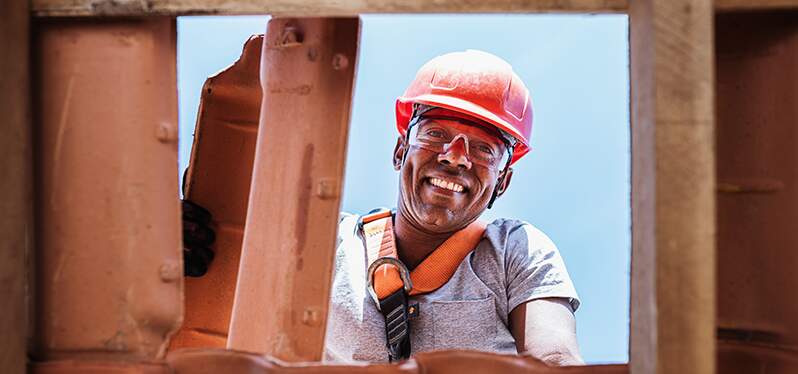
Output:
[0, 0, 31, 373]
[29, 0, 798, 16]
[30, 0, 628, 16]
[715, 0, 798, 11]
[629, 0, 715, 373]
[226, 17, 360, 361]
[715, 10, 798, 364]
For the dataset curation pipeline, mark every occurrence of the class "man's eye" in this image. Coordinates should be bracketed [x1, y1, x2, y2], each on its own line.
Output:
[427, 130, 444, 137]
[475, 144, 495, 155]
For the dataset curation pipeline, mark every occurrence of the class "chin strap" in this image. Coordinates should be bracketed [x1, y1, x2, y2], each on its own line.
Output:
[487, 150, 513, 209]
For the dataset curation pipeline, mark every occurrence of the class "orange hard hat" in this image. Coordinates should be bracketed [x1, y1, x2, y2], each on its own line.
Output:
[396, 50, 533, 165]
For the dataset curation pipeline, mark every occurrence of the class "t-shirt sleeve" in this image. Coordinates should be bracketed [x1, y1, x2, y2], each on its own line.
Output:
[505, 222, 580, 313]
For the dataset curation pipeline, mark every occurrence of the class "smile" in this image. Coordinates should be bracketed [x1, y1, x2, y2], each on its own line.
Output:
[427, 177, 465, 193]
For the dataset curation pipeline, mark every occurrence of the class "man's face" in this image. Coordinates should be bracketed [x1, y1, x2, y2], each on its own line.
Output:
[394, 117, 513, 233]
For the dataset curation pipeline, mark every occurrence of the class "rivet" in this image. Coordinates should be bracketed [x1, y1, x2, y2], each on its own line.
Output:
[307, 48, 318, 61]
[316, 178, 339, 200]
[279, 26, 303, 47]
[155, 122, 177, 143]
[302, 308, 321, 326]
[332, 54, 349, 70]
[159, 263, 180, 283]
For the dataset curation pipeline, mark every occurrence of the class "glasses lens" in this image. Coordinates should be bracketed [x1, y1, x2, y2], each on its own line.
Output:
[408, 124, 509, 169]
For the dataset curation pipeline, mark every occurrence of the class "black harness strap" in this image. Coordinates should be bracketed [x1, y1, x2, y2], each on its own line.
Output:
[379, 289, 412, 362]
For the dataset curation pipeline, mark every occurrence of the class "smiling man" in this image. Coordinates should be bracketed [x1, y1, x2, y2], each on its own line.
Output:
[323, 50, 582, 365]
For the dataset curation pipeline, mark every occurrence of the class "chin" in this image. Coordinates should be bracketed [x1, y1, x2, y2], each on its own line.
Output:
[415, 206, 460, 231]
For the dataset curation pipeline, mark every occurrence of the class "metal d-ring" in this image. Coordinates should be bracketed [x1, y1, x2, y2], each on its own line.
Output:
[367, 257, 413, 311]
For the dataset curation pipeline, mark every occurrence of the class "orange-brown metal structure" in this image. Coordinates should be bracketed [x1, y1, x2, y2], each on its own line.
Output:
[1, 0, 796, 373]
[30, 17, 182, 372]
[169, 35, 263, 350]
[227, 17, 360, 361]
[166, 349, 628, 374]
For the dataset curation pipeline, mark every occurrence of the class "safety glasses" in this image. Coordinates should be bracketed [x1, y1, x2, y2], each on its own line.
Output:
[407, 119, 512, 170]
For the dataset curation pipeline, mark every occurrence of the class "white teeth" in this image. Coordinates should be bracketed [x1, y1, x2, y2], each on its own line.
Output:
[429, 178, 464, 193]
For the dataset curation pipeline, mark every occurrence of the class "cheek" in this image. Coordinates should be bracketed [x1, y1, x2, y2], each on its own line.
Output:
[474, 171, 499, 195]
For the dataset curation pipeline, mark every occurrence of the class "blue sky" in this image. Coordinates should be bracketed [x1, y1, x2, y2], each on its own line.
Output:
[178, 14, 630, 364]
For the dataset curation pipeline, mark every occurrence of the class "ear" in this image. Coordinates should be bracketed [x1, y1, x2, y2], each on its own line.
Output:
[495, 167, 514, 198]
[393, 136, 407, 171]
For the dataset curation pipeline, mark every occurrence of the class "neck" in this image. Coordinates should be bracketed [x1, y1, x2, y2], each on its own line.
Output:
[393, 208, 454, 270]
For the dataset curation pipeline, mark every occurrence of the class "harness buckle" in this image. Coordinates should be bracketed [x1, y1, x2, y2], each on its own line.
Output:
[367, 257, 413, 311]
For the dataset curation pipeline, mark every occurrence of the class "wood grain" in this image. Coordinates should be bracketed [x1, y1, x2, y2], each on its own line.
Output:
[0, 0, 31, 373]
[30, 0, 627, 16]
[629, 0, 716, 373]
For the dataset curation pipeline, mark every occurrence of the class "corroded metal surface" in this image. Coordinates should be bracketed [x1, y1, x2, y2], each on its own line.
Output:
[227, 17, 360, 361]
[32, 18, 182, 361]
[167, 349, 629, 373]
[169, 34, 263, 351]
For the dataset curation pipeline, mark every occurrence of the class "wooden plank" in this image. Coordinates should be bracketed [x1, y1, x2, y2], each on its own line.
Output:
[715, 10, 798, 359]
[30, 0, 628, 17]
[629, 0, 715, 373]
[226, 17, 359, 361]
[0, 0, 31, 373]
[715, 0, 798, 11]
[28, 0, 798, 17]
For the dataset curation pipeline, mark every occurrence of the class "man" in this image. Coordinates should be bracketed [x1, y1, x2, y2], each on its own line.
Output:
[184, 50, 582, 365]
[322, 50, 582, 364]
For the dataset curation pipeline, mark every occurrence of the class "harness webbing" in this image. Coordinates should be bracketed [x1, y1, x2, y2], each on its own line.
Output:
[361, 210, 487, 361]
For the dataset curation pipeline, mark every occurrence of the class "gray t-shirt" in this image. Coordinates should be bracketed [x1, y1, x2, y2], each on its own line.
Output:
[323, 213, 579, 363]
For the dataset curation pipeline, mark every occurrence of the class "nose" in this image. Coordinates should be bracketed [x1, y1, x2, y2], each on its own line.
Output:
[438, 134, 473, 170]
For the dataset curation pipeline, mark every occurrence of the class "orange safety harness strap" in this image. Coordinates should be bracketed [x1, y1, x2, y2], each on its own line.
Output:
[363, 210, 488, 299]
[360, 209, 487, 362]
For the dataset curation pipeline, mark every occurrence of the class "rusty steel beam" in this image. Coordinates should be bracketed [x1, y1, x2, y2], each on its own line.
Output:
[0, 0, 32, 373]
[227, 17, 359, 361]
[629, 0, 716, 373]
[31, 18, 182, 370]
[168, 35, 263, 351]
[167, 349, 629, 373]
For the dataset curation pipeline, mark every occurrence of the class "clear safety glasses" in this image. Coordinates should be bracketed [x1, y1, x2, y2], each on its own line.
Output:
[407, 120, 512, 170]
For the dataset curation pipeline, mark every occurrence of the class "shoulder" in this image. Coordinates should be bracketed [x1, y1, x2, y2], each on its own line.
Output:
[336, 212, 362, 241]
[483, 218, 556, 254]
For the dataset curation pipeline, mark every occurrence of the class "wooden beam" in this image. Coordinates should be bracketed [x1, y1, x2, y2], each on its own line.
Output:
[31, 0, 628, 17]
[29, 0, 798, 17]
[227, 17, 359, 361]
[0, 0, 31, 373]
[715, 0, 798, 12]
[629, 0, 715, 373]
